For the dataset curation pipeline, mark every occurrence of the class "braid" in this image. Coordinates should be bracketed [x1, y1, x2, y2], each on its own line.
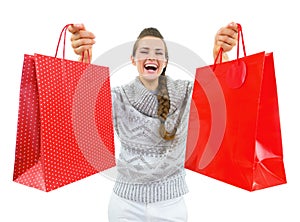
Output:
[157, 67, 176, 140]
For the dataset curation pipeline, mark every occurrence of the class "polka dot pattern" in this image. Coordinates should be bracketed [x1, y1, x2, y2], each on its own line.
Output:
[13, 54, 116, 192]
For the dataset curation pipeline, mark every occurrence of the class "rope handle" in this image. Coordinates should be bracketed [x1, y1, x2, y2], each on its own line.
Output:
[54, 24, 90, 63]
[213, 23, 246, 69]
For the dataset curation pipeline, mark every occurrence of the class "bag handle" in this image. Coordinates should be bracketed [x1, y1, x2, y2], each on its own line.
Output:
[236, 23, 246, 59]
[55, 24, 90, 63]
[213, 23, 246, 69]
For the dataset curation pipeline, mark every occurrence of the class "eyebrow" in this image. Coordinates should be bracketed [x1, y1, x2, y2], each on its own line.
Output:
[139, 47, 164, 51]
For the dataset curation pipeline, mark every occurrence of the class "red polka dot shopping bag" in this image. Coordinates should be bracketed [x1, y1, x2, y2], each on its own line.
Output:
[13, 24, 116, 192]
[185, 24, 287, 191]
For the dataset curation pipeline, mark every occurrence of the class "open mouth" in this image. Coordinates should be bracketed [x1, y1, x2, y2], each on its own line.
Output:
[144, 63, 158, 72]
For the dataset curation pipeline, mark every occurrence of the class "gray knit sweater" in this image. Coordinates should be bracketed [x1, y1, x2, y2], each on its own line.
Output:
[111, 76, 193, 203]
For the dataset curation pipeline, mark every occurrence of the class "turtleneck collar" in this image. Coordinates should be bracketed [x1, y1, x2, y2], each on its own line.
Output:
[122, 76, 184, 118]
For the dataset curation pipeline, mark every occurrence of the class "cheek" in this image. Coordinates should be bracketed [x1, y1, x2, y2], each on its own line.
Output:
[137, 61, 144, 68]
[159, 61, 166, 70]
[135, 61, 145, 72]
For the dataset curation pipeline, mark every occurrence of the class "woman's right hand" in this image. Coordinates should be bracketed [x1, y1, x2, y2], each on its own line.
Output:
[68, 24, 96, 63]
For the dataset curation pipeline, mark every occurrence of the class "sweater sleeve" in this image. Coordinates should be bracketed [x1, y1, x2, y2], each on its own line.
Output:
[111, 86, 120, 135]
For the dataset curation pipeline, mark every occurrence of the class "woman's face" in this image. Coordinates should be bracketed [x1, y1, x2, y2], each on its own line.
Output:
[131, 36, 167, 82]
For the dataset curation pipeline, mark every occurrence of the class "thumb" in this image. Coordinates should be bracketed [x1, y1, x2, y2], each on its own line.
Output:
[227, 22, 238, 32]
[68, 23, 86, 34]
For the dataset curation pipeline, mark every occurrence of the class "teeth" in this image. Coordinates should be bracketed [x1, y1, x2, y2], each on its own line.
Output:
[145, 64, 158, 68]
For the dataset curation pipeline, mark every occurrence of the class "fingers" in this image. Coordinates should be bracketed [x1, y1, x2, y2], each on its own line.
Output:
[68, 24, 96, 57]
[215, 22, 238, 53]
[216, 34, 236, 52]
[70, 29, 95, 41]
[223, 22, 239, 36]
[71, 31, 95, 53]
[73, 44, 94, 56]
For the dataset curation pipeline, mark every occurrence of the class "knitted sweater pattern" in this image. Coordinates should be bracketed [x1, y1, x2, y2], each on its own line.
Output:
[111, 76, 193, 203]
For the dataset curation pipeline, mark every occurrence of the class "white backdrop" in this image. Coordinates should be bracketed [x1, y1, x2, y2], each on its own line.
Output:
[1, 0, 299, 221]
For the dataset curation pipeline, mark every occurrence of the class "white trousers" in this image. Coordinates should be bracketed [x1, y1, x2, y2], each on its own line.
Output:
[108, 192, 188, 222]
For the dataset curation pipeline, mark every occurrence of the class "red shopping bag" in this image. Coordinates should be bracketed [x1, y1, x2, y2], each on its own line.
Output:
[185, 24, 287, 191]
[13, 24, 115, 192]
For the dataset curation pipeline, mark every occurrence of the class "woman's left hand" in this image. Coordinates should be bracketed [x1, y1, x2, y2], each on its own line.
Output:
[213, 22, 238, 62]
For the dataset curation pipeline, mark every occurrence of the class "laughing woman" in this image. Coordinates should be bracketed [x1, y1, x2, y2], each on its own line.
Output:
[68, 23, 238, 222]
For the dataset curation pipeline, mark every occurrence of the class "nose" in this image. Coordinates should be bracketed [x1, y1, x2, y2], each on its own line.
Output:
[147, 51, 156, 60]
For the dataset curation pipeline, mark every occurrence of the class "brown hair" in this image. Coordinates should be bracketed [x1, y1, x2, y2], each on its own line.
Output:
[133, 28, 176, 140]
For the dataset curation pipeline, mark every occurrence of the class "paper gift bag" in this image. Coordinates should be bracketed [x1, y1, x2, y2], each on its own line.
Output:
[13, 24, 116, 192]
[185, 24, 287, 191]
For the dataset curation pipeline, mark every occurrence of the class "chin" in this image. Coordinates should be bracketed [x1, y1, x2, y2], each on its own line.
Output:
[140, 73, 160, 81]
